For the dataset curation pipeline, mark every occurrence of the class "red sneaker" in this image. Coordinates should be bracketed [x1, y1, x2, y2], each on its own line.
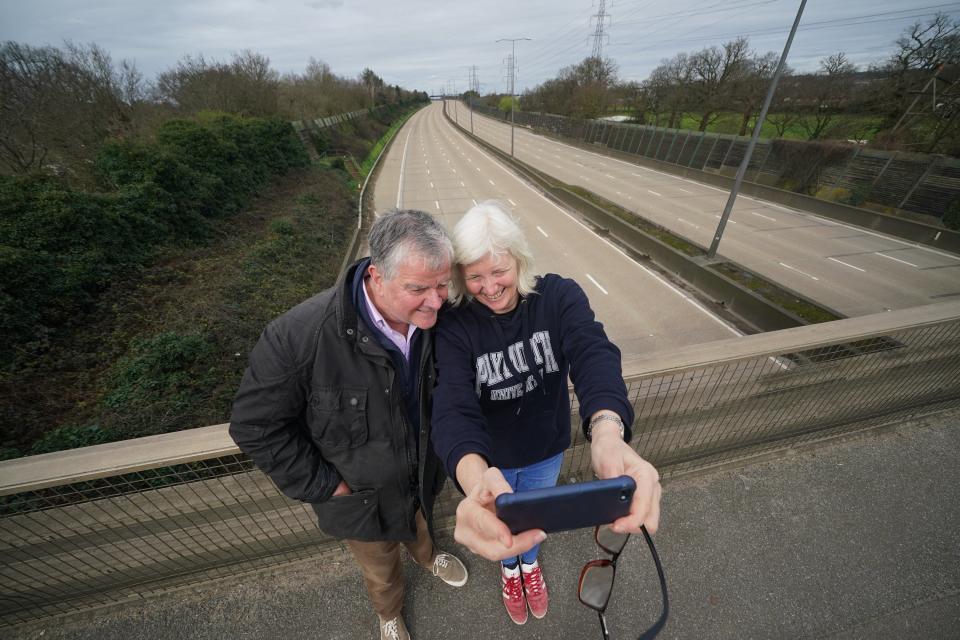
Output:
[502, 564, 528, 625]
[522, 560, 549, 619]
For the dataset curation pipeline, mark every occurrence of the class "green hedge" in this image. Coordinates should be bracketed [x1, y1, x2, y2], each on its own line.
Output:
[1, 113, 309, 362]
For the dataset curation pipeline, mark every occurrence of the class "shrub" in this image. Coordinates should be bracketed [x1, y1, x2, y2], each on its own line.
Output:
[30, 424, 110, 455]
[2, 114, 309, 362]
[104, 332, 217, 412]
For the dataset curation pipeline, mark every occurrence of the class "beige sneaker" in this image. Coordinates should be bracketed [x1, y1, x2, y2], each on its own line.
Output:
[379, 615, 410, 640]
[431, 551, 468, 587]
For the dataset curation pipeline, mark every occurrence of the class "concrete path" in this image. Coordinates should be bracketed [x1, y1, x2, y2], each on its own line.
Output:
[10, 409, 959, 640]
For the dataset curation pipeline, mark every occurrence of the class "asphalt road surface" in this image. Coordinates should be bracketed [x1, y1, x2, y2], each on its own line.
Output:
[448, 102, 960, 318]
[373, 102, 741, 368]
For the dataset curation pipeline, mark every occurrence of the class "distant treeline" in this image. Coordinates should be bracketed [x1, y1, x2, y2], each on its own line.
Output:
[496, 13, 960, 156]
[0, 113, 310, 360]
[0, 41, 428, 185]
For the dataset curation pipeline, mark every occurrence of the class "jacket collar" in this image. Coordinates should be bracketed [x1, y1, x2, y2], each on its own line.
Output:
[334, 258, 367, 343]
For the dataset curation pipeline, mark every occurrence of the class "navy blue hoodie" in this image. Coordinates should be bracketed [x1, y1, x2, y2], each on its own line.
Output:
[432, 273, 634, 481]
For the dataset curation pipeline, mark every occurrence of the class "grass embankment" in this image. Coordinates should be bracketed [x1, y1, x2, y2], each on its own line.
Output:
[0, 107, 421, 460]
[1, 167, 356, 460]
[607, 110, 883, 142]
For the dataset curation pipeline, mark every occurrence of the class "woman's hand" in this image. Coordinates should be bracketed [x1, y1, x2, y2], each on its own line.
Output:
[590, 420, 662, 534]
[454, 459, 547, 561]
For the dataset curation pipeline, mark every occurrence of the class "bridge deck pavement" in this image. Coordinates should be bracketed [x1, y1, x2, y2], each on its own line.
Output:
[10, 408, 959, 640]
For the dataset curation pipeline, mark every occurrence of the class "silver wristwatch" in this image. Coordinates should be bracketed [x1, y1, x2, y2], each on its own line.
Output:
[586, 414, 625, 442]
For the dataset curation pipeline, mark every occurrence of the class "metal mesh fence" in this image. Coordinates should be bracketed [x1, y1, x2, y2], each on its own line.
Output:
[2, 312, 959, 627]
[468, 104, 958, 221]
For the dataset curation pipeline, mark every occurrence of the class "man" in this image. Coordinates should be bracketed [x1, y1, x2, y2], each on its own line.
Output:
[230, 209, 467, 640]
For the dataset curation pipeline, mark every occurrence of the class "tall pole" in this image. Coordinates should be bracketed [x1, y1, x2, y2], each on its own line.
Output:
[497, 37, 530, 157]
[707, 0, 807, 259]
[467, 66, 476, 135]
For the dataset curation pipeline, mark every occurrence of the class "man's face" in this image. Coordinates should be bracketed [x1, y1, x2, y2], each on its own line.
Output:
[367, 254, 451, 332]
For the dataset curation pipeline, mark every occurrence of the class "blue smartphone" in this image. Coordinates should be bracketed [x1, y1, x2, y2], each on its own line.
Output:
[494, 475, 636, 534]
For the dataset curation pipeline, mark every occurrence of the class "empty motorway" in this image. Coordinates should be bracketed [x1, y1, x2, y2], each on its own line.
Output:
[449, 102, 960, 318]
[372, 102, 741, 369]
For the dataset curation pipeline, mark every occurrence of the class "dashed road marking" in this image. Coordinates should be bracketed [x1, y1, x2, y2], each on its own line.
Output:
[586, 274, 608, 295]
[828, 257, 866, 272]
[537, 226, 549, 238]
[780, 262, 819, 281]
[875, 252, 918, 268]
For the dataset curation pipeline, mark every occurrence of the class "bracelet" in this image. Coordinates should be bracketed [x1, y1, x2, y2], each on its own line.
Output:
[586, 414, 624, 442]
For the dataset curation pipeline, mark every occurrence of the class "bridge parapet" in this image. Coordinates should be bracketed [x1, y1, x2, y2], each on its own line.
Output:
[2, 301, 959, 627]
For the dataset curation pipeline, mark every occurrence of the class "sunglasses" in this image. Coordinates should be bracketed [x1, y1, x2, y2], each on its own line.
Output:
[577, 525, 669, 640]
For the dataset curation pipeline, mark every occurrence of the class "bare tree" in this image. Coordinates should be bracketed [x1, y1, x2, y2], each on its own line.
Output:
[0, 41, 142, 179]
[155, 50, 279, 116]
[731, 51, 784, 136]
[798, 52, 856, 141]
[645, 53, 692, 128]
[879, 13, 960, 153]
[689, 37, 751, 131]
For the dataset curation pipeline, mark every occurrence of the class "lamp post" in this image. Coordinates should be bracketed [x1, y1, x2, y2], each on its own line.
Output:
[707, 0, 807, 259]
[497, 37, 531, 157]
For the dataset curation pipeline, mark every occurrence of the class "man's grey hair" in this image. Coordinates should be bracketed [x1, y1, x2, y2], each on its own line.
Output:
[447, 200, 537, 306]
[369, 209, 454, 280]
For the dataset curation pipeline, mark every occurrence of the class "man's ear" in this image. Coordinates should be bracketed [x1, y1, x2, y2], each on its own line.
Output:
[367, 263, 383, 291]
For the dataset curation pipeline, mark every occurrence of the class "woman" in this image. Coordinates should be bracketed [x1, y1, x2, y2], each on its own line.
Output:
[431, 201, 660, 625]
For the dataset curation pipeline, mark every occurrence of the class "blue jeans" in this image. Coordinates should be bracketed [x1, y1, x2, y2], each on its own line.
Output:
[499, 451, 564, 567]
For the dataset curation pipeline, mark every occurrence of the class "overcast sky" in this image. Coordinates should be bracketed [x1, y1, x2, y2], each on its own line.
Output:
[2, 0, 957, 95]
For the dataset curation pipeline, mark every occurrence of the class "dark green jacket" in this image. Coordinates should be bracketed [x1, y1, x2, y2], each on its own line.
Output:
[229, 260, 446, 542]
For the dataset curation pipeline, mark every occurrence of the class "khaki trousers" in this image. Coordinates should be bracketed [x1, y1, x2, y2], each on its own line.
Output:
[346, 509, 436, 620]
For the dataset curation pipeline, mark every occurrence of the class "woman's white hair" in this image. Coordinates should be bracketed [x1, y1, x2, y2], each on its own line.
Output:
[447, 200, 537, 306]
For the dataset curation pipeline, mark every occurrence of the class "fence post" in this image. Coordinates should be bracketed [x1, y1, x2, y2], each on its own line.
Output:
[654, 128, 669, 159]
[752, 142, 774, 182]
[688, 131, 706, 169]
[719, 135, 737, 170]
[898, 155, 940, 212]
[703, 134, 721, 171]
[676, 131, 692, 165]
[645, 126, 659, 157]
[830, 147, 861, 190]
[664, 129, 680, 163]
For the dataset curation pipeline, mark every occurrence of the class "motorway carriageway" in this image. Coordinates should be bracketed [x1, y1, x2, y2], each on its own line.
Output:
[372, 102, 742, 366]
[447, 102, 960, 319]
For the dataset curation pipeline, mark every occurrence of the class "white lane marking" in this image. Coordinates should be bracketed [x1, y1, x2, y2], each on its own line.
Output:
[489, 179, 496, 186]
[435, 201, 440, 210]
[452, 168, 457, 173]
[714, 215, 737, 224]
[605, 173, 616, 179]
[875, 252, 918, 267]
[430, 182, 434, 189]
[828, 257, 866, 272]
[427, 169, 431, 175]
[780, 262, 819, 281]
[460, 181, 466, 187]
[677, 188, 692, 194]
[397, 129, 412, 208]
[537, 226, 549, 238]
[677, 218, 699, 228]
[586, 274, 608, 295]
[476, 167, 481, 172]
[444, 113, 741, 336]
[648, 189, 662, 197]
[472, 199, 478, 206]
[576, 162, 585, 167]
[508, 199, 517, 206]
[751, 211, 776, 222]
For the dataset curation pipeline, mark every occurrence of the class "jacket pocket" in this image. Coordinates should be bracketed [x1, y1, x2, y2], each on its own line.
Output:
[309, 386, 369, 450]
[310, 488, 382, 540]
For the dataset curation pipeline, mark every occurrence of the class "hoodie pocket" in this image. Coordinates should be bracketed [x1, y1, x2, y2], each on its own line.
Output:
[309, 386, 369, 450]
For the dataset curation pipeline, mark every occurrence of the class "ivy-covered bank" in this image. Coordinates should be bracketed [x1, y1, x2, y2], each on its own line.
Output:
[0, 105, 420, 459]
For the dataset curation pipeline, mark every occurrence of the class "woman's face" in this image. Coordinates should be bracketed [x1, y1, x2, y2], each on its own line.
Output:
[462, 252, 520, 314]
